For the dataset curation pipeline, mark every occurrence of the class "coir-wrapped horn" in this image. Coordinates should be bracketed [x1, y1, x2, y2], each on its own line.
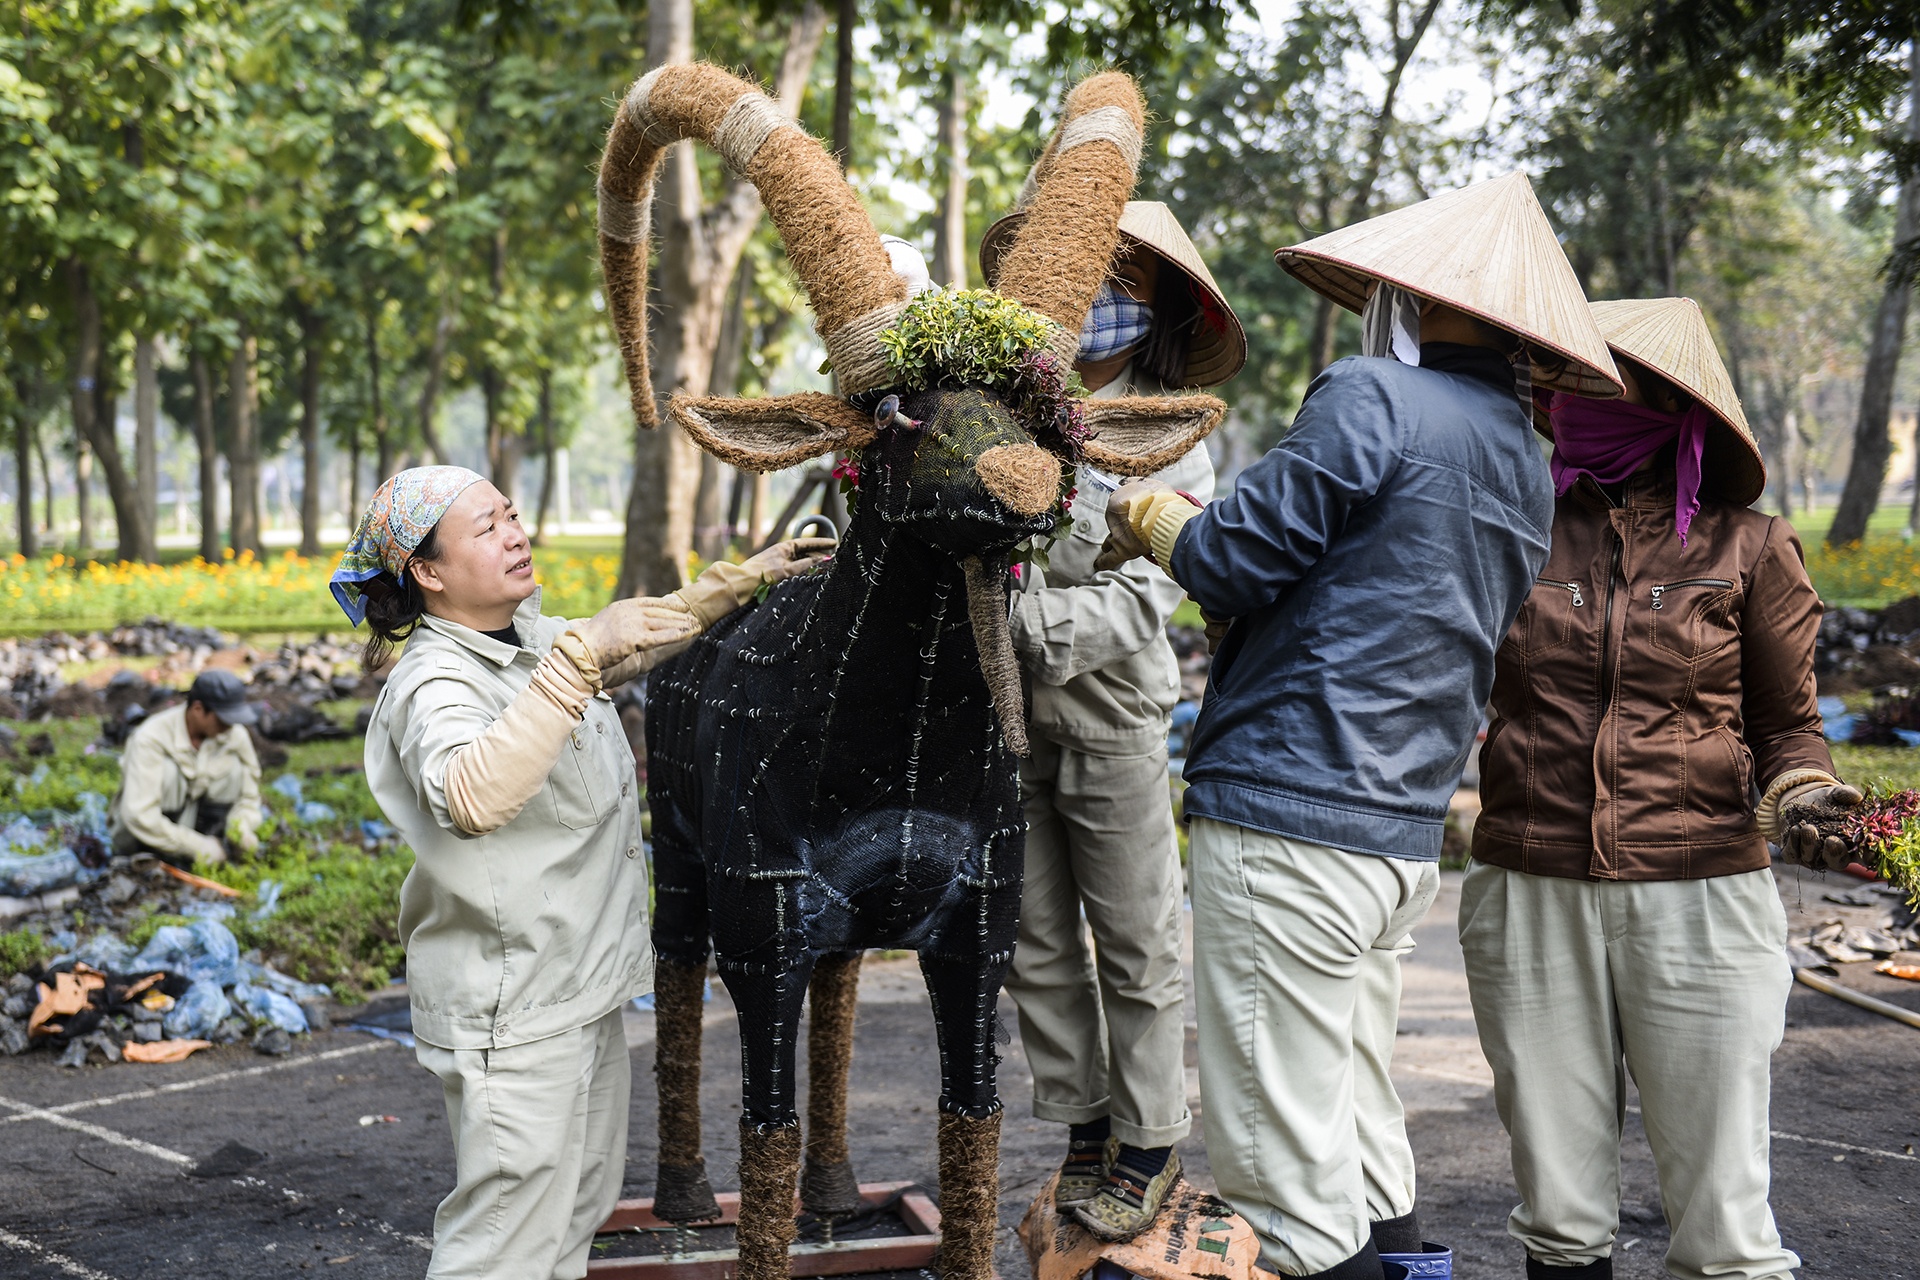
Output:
[989, 73, 1146, 367]
[597, 63, 909, 426]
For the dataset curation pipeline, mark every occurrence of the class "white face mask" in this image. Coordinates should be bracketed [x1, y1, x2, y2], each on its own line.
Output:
[1362, 284, 1422, 367]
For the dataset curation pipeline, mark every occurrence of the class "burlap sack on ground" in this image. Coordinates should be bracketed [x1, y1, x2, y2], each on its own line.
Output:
[1018, 1172, 1262, 1280]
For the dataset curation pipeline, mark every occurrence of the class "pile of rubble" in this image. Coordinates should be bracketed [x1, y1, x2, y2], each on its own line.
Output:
[0, 619, 375, 732]
[1816, 595, 1920, 696]
[1790, 880, 1920, 976]
[0, 854, 332, 1065]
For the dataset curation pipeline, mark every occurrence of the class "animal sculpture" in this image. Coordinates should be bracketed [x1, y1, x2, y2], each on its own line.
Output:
[595, 63, 1224, 1280]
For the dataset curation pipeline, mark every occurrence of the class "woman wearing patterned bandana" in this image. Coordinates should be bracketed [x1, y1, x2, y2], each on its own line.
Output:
[978, 201, 1245, 1241]
[338, 466, 831, 1280]
[1462, 300, 1855, 1280]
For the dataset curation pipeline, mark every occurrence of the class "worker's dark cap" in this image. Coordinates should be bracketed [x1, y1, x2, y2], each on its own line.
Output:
[187, 670, 259, 727]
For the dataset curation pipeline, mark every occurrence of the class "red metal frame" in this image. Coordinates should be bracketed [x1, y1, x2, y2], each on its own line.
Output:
[589, 1181, 942, 1280]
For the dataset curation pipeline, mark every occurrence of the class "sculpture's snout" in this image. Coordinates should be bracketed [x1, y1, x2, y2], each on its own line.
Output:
[975, 443, 1061, 517]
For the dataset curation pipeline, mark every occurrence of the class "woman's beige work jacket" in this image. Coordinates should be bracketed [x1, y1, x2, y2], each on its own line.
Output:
[365, 590, 652, 1050]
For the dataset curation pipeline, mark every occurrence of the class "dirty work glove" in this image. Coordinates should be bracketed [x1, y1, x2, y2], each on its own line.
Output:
[187, 831, 227, 866]
[665, 537, 838, 628]
[1761, 770, 1864, 871]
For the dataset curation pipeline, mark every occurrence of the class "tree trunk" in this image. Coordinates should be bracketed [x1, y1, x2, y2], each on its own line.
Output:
[75, 443, 92, 554]
[533, 372, 556, 546]
[1828, 43, 1920, 547]
[33, 432, 52, 541]
[417, 296, 454, 467]
[11, 369, 36, 557]
[483, 227, 522, 495]
[62, 260, 144, 560]
[696, 272, 752, 561]
[832, 0, 855, 167]
[228, 327, 262, 556]
[367, 303, 395, 481]
[932, 60, 968, 287]
[297, 306, 324, 557]
[618, 0, 830, 596]
[191, 350, 221, 561]
[134, 335, 159, 557]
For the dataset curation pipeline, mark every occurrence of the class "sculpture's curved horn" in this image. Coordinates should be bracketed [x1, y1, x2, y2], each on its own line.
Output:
[597, 64, 909, 427]
[990, 73, 1146, 365]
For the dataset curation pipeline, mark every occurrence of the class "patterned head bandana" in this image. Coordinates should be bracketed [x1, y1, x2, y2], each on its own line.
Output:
[329, 466, 487, 626]
[1078, 282, 1153, 363]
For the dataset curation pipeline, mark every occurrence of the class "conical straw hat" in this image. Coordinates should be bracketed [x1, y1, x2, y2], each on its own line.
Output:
[1274, 172, 1621, 396]
[1589, 297, 1765, 506]
[981, 201, 1247, 387]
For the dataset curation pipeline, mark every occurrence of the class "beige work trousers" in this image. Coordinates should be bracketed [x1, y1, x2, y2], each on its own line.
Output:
[1457, 861, 1799, 1280]
[415, 1007, 630, 1280]
[1188, 818, 1439, 1276]
[1005, 737, 1192, 1148]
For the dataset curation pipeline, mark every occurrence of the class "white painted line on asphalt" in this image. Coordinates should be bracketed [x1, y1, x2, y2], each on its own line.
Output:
[1767, 1128, 1919, 1163]
[0, 1095, 194, 1165]
[1400, 1063, 1917, 1166]
[1397, 1062, 1495, 1089]
[0, 1227, 123, 1280]
[0, 1040, 392, 1125]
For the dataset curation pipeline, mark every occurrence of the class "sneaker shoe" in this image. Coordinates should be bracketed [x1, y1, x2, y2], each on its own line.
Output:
[1054, 1135, 1113, 1210]
[1072, 1147, 1181, 1241]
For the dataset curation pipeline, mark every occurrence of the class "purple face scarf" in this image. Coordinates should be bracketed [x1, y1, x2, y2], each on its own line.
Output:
[1548, 393, 1711, 545]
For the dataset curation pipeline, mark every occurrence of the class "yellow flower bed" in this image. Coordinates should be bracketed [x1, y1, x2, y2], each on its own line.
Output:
[0, 549, 626, 634]
[1804, 537, 1920, 608]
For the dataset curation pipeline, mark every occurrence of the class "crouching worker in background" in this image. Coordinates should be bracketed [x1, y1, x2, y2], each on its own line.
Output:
[108, 669, 264, 866]
[980, 200, 1243, 1240]
[338, 465, 832, 1280]
[1096, 175, 1622, 1280]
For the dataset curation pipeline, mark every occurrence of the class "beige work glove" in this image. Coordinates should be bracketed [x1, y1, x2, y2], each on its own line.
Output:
[1095, 481, 1201, 574]
[188, 831, 227, 866]
[557, 597, 704, 689]
[666, 537, 838, 628]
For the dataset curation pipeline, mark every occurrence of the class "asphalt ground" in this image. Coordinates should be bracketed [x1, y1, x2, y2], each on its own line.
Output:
[0, 867, 1915, 1279]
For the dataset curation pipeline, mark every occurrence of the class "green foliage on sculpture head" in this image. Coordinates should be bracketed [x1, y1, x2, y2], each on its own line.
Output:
[878, 289, 1060, 391]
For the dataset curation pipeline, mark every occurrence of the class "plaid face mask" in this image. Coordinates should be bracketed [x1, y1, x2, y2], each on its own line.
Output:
[1078, 282, 1153, 363]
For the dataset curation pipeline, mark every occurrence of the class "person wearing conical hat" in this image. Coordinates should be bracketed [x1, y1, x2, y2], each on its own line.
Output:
[1095, 172, 1617, 1279]
[979, 201, 1242, 1239]
[1461, 297, 1855, 1280]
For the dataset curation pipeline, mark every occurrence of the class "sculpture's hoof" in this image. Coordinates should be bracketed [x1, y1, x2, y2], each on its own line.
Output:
[801, 1157, 864, 1217]
[654, 1160, 722, 1223]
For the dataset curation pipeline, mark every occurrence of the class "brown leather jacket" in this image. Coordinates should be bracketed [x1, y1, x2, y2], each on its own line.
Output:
[1473, 470, 1834, 881]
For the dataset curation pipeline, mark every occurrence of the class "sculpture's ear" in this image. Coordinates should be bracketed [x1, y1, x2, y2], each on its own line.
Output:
[670, 393, 879, 473]
[1078, 395, 1226, 476]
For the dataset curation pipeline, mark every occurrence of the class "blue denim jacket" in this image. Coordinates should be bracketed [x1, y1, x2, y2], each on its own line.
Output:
[1170, 344, 1554, 860]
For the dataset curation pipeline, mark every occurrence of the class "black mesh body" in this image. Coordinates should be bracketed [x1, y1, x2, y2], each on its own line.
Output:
[647, 386, 1049, 1128]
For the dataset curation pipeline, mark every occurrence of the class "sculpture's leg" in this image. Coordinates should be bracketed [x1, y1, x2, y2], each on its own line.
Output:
[801, 950, 865, 1217]
[921, 950, 1012, 1280]
[648, 778, 720, 1223]
[728, 941, 813, 1280]
[651, 958, 721, 1222]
